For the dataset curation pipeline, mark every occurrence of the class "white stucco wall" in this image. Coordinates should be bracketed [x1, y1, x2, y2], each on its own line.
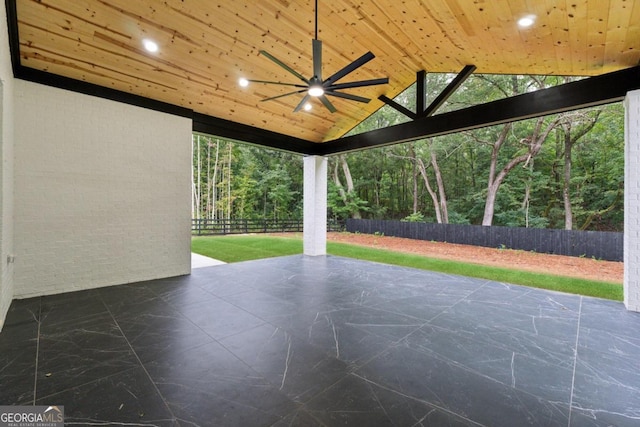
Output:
[13, 80, 191, 298]
[0, 0, 16, 330]
[303, 155, 327, 256]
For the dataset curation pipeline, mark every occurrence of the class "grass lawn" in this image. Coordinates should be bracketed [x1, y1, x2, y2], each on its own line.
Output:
[191, 234, 623, 301]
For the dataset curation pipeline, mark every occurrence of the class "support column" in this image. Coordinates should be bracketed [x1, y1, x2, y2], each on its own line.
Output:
[624, 89, 640, 311]
[303, 155, 327, 256]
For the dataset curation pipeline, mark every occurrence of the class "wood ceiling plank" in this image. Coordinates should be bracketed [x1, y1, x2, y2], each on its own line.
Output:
[622, 0, 640, 66]
[585, 1, 609, 71]
[18, 20, 212, 93]
[543, 0, 572, 74]
[12, 0, 639, 143]
[603, 0, 629, 70]
[567, 2, 589, 74]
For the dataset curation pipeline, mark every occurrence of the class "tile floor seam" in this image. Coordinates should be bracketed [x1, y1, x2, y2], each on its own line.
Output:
[214, 322, 354, 414]
[33, 366, 141, 404]
[350, 371, 488, 427]
[389, 337, 574, 414]
[100, 296, 179, 426]
[419, 279, 494, 327]
[567, 295, 583, 426]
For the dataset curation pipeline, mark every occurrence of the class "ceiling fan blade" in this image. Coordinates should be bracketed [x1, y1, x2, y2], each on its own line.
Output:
[326, 77, 389, 91]
[293, 94, 311, 112]
[248, 79, 308, 88]
[325, 91, 370, 103]
[319, 95, 337, 113]
[312, 39, 322, 81]
[325, 51, 375, 85]
[259, 50, 309, 84]
[261, 89, 307, 102]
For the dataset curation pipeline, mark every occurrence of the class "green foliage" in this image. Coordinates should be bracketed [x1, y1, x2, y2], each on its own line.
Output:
[402, 212, 426, 222]
[192, 136, 302, 221]
[327, 181, 370, 220]
[446, 211, 470, 225]
[192, 73, 624, 232]
[191, 235, 622, 301]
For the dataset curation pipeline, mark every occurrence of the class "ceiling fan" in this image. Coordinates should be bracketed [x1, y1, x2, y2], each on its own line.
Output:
[245, 0, 388, 113]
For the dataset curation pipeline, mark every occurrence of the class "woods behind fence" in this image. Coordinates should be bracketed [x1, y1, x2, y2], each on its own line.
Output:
[347, 219, 623, 261]
[191, 218, 621, 261]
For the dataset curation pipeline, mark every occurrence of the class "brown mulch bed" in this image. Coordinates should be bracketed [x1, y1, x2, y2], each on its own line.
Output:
[322, 232, 622, 284]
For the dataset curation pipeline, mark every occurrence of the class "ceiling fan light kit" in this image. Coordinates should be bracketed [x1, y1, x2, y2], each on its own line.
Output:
[246, 0, 388, 113]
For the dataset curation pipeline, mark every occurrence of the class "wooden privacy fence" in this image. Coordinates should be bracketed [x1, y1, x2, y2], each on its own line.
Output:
[346, 219, 623, 261]
[192, 218, 344, 235]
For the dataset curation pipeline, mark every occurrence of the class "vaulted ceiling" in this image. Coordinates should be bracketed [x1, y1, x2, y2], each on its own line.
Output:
[7, 0, 640, 148]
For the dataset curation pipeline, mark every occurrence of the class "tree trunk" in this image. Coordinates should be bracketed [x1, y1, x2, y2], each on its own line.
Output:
[482, 124, 511, 226]
[483, 116, 562, 226]
[431, 150, 448, 223]
[227, 143, 232, 220]
[333, 160, 348, 202]
[339, 155, 362, 219]
[563, 127, 573, 230]
[196, 135, 201, 220]
[522, 160, 533, 227]
[409, 143, 419, 214]
[191, 135, 196, 219]
[206, 139, 211, 219]
[417, 157, 442, 223]
[211, 140, 219, 220]
[561, 110, 601, 230]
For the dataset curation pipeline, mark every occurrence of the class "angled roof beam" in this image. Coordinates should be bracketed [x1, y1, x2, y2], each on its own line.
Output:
[378, 95, 418, 119]
[416, 70, 426, 116]
[421, 65, 476, 117]
[378, 70, 423, 120]
[318, 65, 640, 155]
[378, 67, 475, 120]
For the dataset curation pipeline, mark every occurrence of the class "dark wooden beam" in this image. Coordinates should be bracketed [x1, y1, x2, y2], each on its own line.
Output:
[4, 0, 21, 76]
[193, 113, 318, 155]
[421, 65, 476, 117]
[15, 67, 193, 118]
[416, 70, 426, 115]
[377, 95, 417, 119]
[318, 65, 640, 155]
[379, 67, 475, 120]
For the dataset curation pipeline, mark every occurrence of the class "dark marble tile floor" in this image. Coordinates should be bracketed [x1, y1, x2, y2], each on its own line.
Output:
[1, 255, 639, 426]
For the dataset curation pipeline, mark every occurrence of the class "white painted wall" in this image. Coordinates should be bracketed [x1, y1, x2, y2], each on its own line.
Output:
[0, 0, 16, 329]
[624, 89, 640, 312]
[13, 81, 192, 298]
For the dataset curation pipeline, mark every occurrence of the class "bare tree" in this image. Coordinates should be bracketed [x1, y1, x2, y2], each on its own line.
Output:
[333, 154, 363, 219]
[416, 157, 442, 223]
[482, 116, 563, 226]
[430, 150, 448, 223]
[194, 135, 201, 220]
[409, 143, 419, 215]
[210, 138, 220, 219]
[559, 110, 601, 229]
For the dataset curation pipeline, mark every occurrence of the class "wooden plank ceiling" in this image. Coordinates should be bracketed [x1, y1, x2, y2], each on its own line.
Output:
[12, 0, 640, 143]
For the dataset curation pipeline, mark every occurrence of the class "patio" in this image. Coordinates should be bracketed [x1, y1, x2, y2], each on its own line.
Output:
[1, 255, 638, 426]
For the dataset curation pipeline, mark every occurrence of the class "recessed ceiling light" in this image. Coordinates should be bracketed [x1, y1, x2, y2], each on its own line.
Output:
[238, 78, 249, 87]
[143, 39, 159, 53]
[304, 103, 312, 111]
[518, 15, 536, 28]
